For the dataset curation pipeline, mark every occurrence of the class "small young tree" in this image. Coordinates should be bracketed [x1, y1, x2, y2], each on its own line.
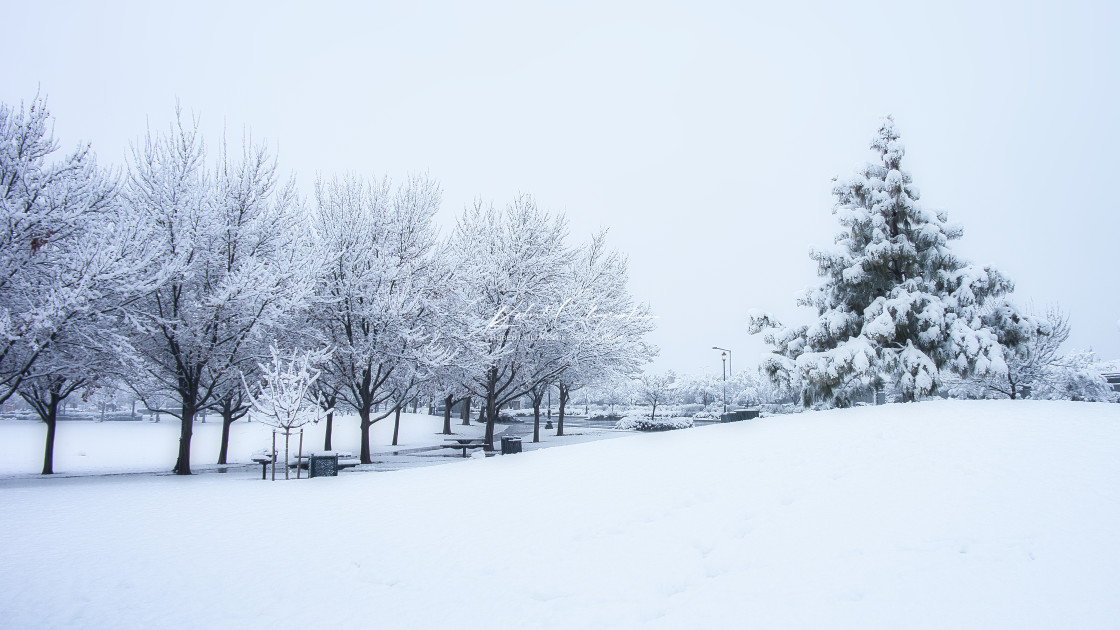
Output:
[242, 347, 331, 479]
[638, 372, 676, 421]
[981, 304, 1067, 399]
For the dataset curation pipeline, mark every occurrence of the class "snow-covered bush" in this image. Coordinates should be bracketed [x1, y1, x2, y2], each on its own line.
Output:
[673, 403, 704, 417]
[614, 415, 693, 431]
[1032, 351, 1118, 403]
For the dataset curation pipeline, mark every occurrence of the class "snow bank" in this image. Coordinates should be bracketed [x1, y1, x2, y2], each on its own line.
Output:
[1, 400, 1119, 629]
[614, 415, 694, 431]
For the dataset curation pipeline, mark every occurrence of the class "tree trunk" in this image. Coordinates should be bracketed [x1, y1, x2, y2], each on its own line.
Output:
[42, 414, 56, 473]
[284, 430, 291, 480]
[442, 394, 453, 435]
[533, 397, 542, 443]
[557, 384, 569, 437]
[359, 408, 373, 464]
[461, 397, 471, 425]
[392, 405, 402, 446]
[485, 395, 498, 451]
[173, 402, 196, 475]
[484, 368, 498, 450]
[323, 410, 334, 451]
[217, 416, 234, 465]
[41, 393, 61, 475]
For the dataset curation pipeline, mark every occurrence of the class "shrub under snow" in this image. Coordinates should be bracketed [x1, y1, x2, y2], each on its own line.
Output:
[614, 416, 694, 432]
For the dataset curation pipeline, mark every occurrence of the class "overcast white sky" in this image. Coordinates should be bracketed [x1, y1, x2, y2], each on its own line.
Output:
[4, 0, 1118, 375]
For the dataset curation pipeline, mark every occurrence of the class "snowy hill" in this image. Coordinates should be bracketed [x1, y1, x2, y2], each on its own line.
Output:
[1, 400, 1118, 629]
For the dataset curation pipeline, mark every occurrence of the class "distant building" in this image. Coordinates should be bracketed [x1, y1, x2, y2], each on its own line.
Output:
[1103, 372, 1120, 394]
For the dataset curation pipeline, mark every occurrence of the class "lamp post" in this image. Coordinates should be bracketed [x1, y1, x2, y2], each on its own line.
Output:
[711, 346, 731, 378]
[712, 346, 732, 414]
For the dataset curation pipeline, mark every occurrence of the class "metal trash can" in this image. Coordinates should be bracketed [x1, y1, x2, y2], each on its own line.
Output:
[500, 436, 523, 454]
[309, 454, 339, 477]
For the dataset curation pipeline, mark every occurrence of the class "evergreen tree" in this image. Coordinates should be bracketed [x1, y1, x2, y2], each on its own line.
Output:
[752, 117, 1012, 405]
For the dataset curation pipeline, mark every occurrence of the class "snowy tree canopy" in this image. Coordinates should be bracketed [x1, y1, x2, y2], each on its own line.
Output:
[0, 96, 162, 405]
[752, 117, 1014, 406]
[122, 108, 316, 474]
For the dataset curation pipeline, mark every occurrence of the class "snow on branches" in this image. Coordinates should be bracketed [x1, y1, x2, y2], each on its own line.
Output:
[242, 346, 332, 433]
[753, 117, 1014, 406]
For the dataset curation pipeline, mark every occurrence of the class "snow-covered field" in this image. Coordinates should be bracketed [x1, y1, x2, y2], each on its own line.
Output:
[0, 411, 487, 476]
[2, 400, 1118, 629]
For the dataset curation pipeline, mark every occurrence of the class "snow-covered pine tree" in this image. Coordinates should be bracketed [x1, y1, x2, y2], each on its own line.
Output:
[752, 117, 1012, 405]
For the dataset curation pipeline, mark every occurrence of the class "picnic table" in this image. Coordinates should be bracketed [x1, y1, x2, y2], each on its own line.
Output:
[442, 437, 486, 457]
[251, 452, 359, 479]
[251, 455, 275, 480]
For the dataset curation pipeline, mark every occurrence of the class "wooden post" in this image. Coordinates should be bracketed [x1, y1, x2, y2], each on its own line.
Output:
[296, 429, 304, 480]
[271, 431, 276, 481]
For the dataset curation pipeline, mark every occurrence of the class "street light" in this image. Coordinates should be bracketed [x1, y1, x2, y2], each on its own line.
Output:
[712, 346, 732, 414]
[711, 347, 731, 377]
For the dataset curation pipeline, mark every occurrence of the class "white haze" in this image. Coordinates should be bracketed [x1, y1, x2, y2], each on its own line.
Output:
[3, 0, 1117, 374]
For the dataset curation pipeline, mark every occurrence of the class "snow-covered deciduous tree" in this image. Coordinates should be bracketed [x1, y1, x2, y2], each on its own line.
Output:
[2, 95, 165, 472]
[243, 346, 331, 479]
[1031, 351, 1117, 403]
[752, 117, 1013, 406]
[448, 195, 574, 450]
[551, 230, 656, 436]
[637, 371, 677, 420]
[0, 95, 159, 405]
[311, 174, 444, 463]
[979, 304, 1066, 399]
[123, 109, 314, 474]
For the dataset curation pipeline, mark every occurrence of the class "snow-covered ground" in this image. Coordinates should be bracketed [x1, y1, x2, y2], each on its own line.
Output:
[1, 400, 1118, 629]
[0, 412, 504, 476]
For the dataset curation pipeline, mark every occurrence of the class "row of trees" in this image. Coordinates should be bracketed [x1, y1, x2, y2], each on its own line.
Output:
[1, 96, 655, 474]
[750, 117, 1115, 406]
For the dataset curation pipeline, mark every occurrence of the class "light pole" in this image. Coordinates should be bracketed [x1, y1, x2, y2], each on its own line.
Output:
[712, 346, 732, 414]
[711, 346, 731, 378]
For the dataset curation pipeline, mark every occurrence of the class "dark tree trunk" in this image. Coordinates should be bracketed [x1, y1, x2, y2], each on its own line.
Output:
[392, 405, 402, 446]
[41, 390, 63, 475]
[532, 388, 544, 443]
[461, 397, 471, 425]
[484, 368, 498, 450]
[215, 394, 248, 466]
[323, 410, 334, 451]
[359, 407, 373, 464]
[42, 415, 56, 475]
[218, 416, 234, 465]
[557, 384, 569, 437]
[442, 394, 454, 435]
[21, 379, 74, 475]
[173, 402, 196, 475]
